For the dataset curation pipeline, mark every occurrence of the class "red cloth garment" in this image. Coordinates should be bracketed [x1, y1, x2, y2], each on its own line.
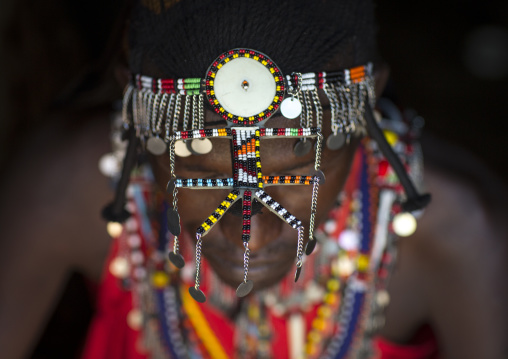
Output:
[81, 239, 147, 359]
[374, 325, 440, 359]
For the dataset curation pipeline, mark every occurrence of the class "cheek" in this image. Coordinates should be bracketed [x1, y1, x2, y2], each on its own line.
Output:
[177, 188, 231, 232]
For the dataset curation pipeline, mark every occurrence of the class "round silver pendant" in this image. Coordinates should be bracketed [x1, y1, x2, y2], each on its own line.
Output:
[167, 207, 181, 236]
[175, 140, 192, 157]
[326, 133, 346, 150]
[312, 169, 326, 185]
[146, 136, 167, 155]
[293, 139, 312, 157]
[191, 138, 213, 155]
[236, 280, 254, 297]
[168, 251, 185, 269]
[280, 97, 302, 119]
[189, 287, 207, 303]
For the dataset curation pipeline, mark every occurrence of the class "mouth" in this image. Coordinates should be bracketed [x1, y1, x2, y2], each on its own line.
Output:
[202, 241, 297, 290]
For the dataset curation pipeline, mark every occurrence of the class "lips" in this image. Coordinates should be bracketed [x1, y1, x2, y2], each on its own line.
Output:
[202, 240, 297, 289]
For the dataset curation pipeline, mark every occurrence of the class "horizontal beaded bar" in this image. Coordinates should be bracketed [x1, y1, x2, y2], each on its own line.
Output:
[285, 63, 373, 92]
[259, 127, 320, 138]
[262, 175, 314, 185]
[174, 128, 232, 140]
[175, 178, 234, 188]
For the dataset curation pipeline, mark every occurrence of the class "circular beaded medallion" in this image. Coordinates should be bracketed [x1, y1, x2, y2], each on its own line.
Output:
[205, 49, 285, 125]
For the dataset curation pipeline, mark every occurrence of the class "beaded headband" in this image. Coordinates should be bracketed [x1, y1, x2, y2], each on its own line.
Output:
[119, 48, 378, 302]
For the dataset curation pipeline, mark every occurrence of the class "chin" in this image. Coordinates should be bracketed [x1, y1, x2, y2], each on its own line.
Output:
[204, 250, 295, 291]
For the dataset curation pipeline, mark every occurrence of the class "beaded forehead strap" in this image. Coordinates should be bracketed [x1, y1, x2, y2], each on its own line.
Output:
[121, 48, 375, 302]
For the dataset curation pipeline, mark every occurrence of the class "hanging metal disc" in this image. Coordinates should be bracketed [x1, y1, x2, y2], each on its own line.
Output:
[326, 133, 346, 150]
[236, 280, 254, 297]
[305, 238, 317, 255]
[167, 207, 181, 236]
[175, 140, 192, 157]
[189, 286, 207, 303]
[280, 97, 302, 119]
[146, 136, 167, 155]
[294, 266, 302, 282]
[293, 139, 312, 157]
[312, 169, 326, 185]
[168, 251, 185, 269]
[191, 138, 213, 155]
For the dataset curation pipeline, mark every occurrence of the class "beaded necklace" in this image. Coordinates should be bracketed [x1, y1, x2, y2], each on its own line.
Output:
[105, 127, 420, 358]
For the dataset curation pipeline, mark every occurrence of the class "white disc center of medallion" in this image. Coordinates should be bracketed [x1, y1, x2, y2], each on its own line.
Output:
[214, 57, 276, 117]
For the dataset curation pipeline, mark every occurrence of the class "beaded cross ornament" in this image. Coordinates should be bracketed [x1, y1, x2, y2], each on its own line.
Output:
[122, 48, 375, 302]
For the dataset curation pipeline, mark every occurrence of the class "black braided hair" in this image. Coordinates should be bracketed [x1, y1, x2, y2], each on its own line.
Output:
[128, 0, 376, 77]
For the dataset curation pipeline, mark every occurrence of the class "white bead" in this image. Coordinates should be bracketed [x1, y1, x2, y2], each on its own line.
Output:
[392, 212, 417, 237]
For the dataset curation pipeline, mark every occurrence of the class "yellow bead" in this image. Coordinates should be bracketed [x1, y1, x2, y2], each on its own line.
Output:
[327, 278, 340, 292]
[312, 318, 326, 331]
[151, 271, 170, 288]
[383, 130, 398, 146]
[308, 330, 321, 343]
[357, 254, 369, 272]
[317, 305, 332, 318]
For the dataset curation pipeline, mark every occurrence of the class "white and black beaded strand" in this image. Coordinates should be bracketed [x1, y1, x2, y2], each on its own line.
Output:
[188, 233, 207, 302]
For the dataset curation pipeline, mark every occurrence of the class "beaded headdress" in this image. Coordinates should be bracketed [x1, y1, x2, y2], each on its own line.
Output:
[104, 48, 429, 303]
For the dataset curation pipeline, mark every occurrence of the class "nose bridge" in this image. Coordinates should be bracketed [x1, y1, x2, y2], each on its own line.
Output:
[219, 207, 283, 252]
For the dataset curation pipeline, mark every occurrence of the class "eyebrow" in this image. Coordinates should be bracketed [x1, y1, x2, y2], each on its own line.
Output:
[179, 155, 315, 173]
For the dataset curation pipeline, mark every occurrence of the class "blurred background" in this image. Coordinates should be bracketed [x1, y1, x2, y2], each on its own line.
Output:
[0, 0, 506, 357]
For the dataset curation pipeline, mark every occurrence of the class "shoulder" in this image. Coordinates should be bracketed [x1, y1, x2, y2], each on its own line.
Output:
[380, 136, 508, 358]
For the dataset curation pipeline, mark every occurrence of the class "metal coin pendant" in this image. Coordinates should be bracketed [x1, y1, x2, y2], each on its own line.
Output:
[189, 287, 207, 303]
[167, 207, 181, 236]
[168, 251, 185, 269]
[280, 97, 302, 119]
[191, 138, 213, 155]
[312, 169, 326, 185]
[236, 280, 254, 297]
[305, 238, 317, 255]
[146, 136, 167, 155]
[294, 266, 302, 282]
[326, 133, 346, 150]
[175, 140, 192, 157]
[293, 139, 312, 157]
